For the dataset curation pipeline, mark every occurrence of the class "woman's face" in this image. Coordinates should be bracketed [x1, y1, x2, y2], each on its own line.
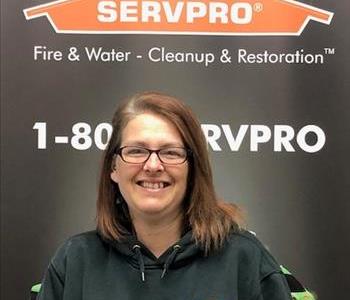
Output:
[111, 113, 189, 221]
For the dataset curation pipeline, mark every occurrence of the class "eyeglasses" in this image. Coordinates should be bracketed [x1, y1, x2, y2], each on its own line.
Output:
[117, 146, 190, 165]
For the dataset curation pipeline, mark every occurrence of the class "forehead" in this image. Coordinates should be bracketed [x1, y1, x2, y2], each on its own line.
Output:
[121, 113, 184, 147]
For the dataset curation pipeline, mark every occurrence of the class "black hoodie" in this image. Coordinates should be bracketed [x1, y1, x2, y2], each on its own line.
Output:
[37, 230, 292, 300]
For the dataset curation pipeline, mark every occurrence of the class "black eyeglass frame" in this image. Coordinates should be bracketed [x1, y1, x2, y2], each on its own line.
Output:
[116, 146, 192, 165]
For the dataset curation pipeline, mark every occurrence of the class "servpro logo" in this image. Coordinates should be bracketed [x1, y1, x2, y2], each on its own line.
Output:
[23, 0, 333, 35]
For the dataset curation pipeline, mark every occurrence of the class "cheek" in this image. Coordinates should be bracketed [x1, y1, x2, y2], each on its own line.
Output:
[112, 162, 140, 186]
[176, 166, 189, 189]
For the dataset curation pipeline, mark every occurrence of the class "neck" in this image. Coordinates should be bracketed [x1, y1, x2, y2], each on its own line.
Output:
[131, 211, 183, 258]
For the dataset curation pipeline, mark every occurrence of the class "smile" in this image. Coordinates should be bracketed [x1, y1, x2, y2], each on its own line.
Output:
[136, 181, 171, 189]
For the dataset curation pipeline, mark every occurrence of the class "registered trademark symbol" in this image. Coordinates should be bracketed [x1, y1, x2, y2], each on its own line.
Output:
[254, 2, 263, 12]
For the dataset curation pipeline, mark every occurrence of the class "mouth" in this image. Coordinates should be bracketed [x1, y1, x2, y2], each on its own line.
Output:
[136, 180, 171, 190]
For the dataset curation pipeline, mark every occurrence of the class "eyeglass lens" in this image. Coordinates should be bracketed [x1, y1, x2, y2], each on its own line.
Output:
[120, 146, 187, 164]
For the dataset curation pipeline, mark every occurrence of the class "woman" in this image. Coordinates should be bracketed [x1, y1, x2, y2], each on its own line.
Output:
[37, 92, 292, 300]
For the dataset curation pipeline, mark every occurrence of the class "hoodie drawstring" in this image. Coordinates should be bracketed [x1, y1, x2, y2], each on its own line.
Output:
[132, 245, 145, 282]
[161, 245, 181, 279]
[132, 244, 181, 281]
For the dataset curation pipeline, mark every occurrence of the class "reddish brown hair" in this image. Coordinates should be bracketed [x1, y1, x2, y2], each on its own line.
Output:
[97, 92, 244, 254]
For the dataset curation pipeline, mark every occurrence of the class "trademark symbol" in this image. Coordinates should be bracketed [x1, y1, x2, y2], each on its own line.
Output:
[324, 48, 335, 55]
[254, 2, 263, 12]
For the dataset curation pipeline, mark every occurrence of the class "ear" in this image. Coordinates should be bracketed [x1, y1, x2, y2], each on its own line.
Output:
[110, 170, 119, 183]
[110, 155, 119, 183]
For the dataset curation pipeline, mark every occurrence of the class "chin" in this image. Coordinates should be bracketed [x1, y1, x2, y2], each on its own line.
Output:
[137, 201, 169, 215]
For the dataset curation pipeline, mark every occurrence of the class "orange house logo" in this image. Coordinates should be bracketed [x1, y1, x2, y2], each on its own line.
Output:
[23, 0, 333, 35]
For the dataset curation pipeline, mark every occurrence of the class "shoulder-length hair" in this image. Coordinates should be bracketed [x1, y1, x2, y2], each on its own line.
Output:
[97, 91, 244, 254]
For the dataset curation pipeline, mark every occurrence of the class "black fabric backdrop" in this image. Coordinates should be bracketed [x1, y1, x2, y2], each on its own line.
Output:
[1, 1, 349, 299]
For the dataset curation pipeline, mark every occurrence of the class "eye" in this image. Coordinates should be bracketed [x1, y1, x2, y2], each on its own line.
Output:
[160, 148, 186, 159]
[123, 147, 148, 157]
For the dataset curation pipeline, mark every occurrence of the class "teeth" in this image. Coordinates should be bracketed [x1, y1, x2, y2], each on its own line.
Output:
[140, 181, 166, 189]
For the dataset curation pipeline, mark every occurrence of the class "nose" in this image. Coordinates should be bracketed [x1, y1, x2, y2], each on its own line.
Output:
[143, 152, 164, 172]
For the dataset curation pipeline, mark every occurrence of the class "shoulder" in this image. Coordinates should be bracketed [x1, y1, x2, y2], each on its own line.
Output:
[64, 230, 103, 248]
[53, 230, 102, 255]
[50, 231, 107, 273]
[225, 230, 283, 279]
[226, 229, 270, 251]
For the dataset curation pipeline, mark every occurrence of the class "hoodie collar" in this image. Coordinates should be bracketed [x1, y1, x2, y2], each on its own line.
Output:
[100, 229, 202, 281]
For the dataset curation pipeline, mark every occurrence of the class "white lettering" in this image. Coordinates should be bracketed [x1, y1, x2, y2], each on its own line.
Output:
[237, 49, 247, 63]
[201, 124, 325, 153]
[163, 2, 184, 23]
[120, 1, 138, 22]
[85, 47, 131, 62]
[250, 125, 272, 151]
[187, 2, 207, 23]
[33, 45, 62, 61]
[297, 125, 326, 153]
[148, 47, 214, 66]
[96, 1, 254, 25]
[97, 1, 117, 22]
[230, 3, 252, 24]
[274, 125, 295, 152]
[238, 48, 325, 64]
[141, 1, 161, 22]
[201, 124, 222, 151]
[209, 2, 228, 24]
[222, 124, 249, 151]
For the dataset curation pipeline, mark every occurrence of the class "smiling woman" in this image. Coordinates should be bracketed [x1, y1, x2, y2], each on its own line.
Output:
[36, 92, 292, 300]
[110, 113, 189, 241]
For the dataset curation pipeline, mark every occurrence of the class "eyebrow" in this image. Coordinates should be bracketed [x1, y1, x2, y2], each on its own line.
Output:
[122, 141, 185, 148]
